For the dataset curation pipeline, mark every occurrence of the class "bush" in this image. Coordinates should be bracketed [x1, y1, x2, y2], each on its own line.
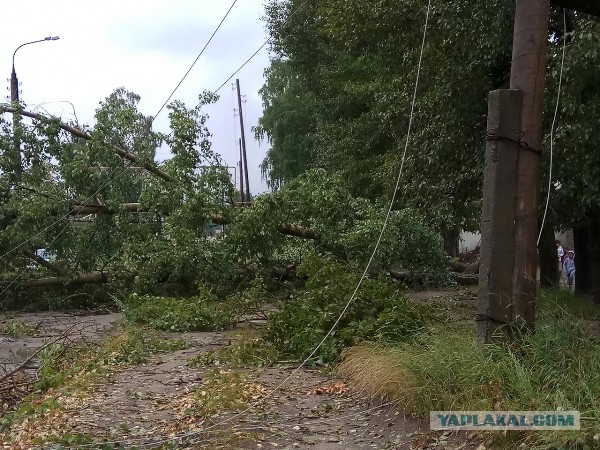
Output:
[123, 286, 234, 332]
[265, 253, 425, 362]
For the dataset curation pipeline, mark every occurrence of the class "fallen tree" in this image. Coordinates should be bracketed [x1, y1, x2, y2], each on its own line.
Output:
[0, 91, 453, 304]
[0, 271, 135, 288]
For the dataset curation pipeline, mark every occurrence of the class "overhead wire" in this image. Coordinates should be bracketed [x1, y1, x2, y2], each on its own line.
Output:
[537, 8, 567, 246]
[211, 0, 312, 95]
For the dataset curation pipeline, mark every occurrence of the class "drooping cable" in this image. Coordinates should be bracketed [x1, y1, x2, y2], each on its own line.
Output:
[538, 9, 567, 245]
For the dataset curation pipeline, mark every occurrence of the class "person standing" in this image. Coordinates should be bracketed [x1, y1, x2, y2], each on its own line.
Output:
[556, 240, 565, 266]
[563, 250, 576, 289]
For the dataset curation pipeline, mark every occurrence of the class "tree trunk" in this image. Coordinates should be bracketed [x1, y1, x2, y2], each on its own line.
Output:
[0, 271, 135, 288]
[509, 0, 551, 328]
[442, 229, 460, 257]
[538, 223, 559, 288]
[573, 224, 600, 297]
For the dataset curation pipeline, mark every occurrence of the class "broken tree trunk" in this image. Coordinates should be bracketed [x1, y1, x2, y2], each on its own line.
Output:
[0, 271, 135, 288]
[67, 204, 318, 240]
[23, 252, 71, 277]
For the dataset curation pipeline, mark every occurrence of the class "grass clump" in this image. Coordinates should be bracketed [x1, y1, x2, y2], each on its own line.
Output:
[172, 369, 267, 420]
[188, 337, 278, 368]
[340, 304, 600, 449]
[538, 288, 600, 320]
[123, 286, 234, 332]
[265, 253, 426, 362]
[0, 318, 39, 337]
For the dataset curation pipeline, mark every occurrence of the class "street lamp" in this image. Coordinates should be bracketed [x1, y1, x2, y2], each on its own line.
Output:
[9, 36, 59, 182]
[11, 36, 59, 103]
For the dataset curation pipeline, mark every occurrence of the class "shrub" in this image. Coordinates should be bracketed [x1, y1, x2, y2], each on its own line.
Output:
[265, 253, 425, 362]
[123, 286, 234, 332]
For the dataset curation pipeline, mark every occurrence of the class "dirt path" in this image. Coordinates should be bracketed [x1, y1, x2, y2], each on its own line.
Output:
[0, 311, 123, 372]
[1, 295, 481, 450]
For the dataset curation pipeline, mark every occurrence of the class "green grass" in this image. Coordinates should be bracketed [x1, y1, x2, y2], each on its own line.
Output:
[339, 292, 600, 449]
[538, 288, 600, 320]
[188, 337, 278, 368]
[34, 327, 188, 392]
[0, 318, 39, 337]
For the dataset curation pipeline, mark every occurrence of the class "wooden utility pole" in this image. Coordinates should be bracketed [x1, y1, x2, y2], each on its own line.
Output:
[238, 138, 245, 204]
[236, 79, 251, 204]
[510, 0, 551, 329]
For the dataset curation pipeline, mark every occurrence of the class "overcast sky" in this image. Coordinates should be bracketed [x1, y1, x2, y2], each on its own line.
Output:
[1, 0, 272, 194]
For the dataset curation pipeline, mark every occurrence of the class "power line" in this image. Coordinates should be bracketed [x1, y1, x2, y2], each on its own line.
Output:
[154, 0, 238, 119]
[213, 40, 268, 94]
[212, 0, 312, 95]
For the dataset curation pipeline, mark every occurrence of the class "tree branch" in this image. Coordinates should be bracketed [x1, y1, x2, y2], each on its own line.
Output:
[0, 105, 173, 183]
[23, 251, 71, 277]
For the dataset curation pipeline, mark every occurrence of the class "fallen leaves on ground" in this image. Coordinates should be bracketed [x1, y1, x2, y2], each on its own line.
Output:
[308, 380, 350, 396]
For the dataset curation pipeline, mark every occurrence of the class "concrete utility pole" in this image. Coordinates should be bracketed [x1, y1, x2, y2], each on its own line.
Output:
[236, 79, 251, 204]
[510, 0, 551, 330]
[238, 138, 245, 204]
[477, 90, 521, 343]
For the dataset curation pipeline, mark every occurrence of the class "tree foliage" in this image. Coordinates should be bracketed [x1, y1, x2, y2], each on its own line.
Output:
[544, 13, 600, 229]
[0, 88, 231, 303]
[258, 1, 600, 257]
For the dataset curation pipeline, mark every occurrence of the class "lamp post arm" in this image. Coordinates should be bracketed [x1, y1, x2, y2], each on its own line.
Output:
[13, 39, 47, 68]
[13, 36, 60, 67]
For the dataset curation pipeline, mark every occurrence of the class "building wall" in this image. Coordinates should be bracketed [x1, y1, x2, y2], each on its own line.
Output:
[459, 232, 481, 254]
[556, 229, 574, 253]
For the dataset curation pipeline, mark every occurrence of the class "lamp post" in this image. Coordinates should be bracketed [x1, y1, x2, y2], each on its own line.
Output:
[9, 36, 59, 181]
[11, 36, 59, 103]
